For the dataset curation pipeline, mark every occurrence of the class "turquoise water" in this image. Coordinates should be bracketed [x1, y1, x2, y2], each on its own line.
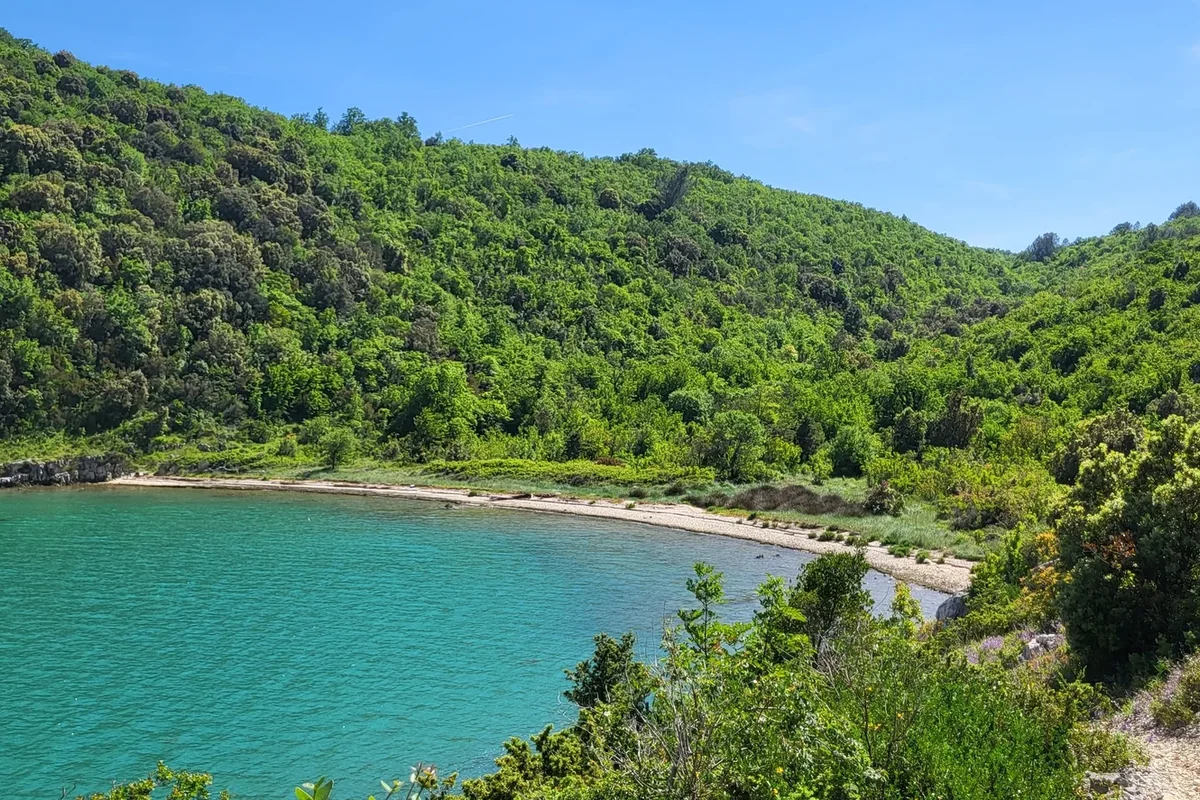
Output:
[0, 487, 945, 798]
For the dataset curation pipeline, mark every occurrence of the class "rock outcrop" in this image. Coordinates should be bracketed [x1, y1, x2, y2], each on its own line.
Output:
[0, 455, 127, 487]
[936, 592, 968, 622]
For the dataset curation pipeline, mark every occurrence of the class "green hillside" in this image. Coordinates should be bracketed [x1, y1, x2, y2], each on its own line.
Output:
[2, 28, 1199, 539]
[13, 25, 1200, 799]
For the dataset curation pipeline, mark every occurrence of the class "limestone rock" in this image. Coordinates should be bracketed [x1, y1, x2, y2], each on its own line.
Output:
[935, 592, 968, 622]
[0, 455, 126, 488]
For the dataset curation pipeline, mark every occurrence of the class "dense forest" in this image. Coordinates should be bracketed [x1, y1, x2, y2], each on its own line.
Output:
[8, 28, 1200, 798]
[2, 29, 1198, 507]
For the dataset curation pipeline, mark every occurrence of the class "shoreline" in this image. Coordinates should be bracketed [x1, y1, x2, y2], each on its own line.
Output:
[109, 475, 972, 593]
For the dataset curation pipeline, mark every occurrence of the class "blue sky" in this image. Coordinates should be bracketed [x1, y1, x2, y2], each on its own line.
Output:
[6, 1, 1200, 250]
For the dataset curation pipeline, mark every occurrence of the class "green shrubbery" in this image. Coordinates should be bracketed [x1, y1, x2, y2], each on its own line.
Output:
[4, 31, 1200, 558]
[1056, 417, 1200, 679]
[1149, 655, 1200, 728]
[424, 458, 714, 488]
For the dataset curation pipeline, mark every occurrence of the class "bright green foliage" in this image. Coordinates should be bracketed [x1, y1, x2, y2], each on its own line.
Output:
[460, 556, 1102, 800]
[786, 550, 873, 655]
[319, 426, 356, 468]
[75, 763, 225, 800]
[1057, 416, 1200, 678]
[5, 32, 1200, 542]
[702, 410, 768, 481]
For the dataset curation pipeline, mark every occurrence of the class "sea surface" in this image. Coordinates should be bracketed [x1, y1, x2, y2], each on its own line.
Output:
[0, 486, 946, 798]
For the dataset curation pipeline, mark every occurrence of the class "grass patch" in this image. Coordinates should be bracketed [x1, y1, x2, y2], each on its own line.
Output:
[694, 478, 990, 559]
[425, 458, 713, 488]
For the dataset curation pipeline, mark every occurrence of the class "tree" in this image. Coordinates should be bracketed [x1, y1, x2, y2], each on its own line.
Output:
[788, 550, 871, 656]
[666, 387, 713, 423]
[703, 410, 766, 482]
[333, 107, 367, 135]
[828, 425, 878, 478]
[926, 391, 982, 449]
[892, 406, 927, 453]
[1057, 417, 1200, 678]
[564, 632, 650, 713]
[1021, 232, 1060, 263]
[636, 165, 690, 220]
[319, 427, 356, 469]
[1169, 201, 1200, 221]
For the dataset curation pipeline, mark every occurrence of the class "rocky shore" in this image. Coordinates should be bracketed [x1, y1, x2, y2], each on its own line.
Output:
[0, 455, 127, 487]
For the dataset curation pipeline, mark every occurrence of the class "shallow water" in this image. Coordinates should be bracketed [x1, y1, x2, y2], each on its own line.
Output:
[0, 486, 945, 798]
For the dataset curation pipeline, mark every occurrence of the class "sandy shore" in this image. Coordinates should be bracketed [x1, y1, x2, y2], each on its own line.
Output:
[108, 476, 972, 594]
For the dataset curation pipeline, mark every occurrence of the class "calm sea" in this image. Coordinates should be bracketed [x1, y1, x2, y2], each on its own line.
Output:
[0, 486, 945, 798]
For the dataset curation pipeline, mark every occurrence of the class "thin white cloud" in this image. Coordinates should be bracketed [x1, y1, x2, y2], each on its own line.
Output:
[446, 114, 515, 133]
[730, 89, 838, 148]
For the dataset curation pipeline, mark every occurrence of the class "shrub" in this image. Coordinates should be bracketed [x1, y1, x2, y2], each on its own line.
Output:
[722, 484, 864, 516]
[828, 425, 879, 477]
[863, 480, 904, 516]
[1150, 695, 1195, 729]
[318, 427, 356, 469]
[809, 449, 833, 484]
[275, 436, 297, 457]
[429, 458, 713, 488]
[1058, 418, 1200, 678]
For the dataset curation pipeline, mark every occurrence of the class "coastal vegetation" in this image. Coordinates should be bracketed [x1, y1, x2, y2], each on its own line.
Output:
[5, 27, 1200, 797]
[4, 28, 1200, 559]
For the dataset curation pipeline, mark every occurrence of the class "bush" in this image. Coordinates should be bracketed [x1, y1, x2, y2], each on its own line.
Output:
[863, 480, 904, 516]
[720, 484, 864, 516]
[318, 427, 356, 469]
[428, 458, 713, 488]
[1150, 695, 1195, 729]
[1058, 418, 1200, 678]
[1150, 655, 1200, 729]
[828, 425, 879, 477]
[275, 436, 297, 457]
[809, 449, 833, 484]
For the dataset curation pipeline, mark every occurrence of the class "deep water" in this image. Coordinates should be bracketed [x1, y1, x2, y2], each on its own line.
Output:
[0, 486, 945, 798]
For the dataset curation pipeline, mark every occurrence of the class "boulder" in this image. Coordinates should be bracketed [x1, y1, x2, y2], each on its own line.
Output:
[1020, 633, 1065, 662]
[935, 592, 968, 622]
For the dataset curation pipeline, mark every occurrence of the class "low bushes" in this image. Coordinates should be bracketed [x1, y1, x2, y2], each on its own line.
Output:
[688, 483, 866, 516]
[425, 458, 714, 488]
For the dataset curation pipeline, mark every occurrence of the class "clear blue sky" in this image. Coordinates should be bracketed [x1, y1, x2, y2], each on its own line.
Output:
[6, 1, 1200, 250]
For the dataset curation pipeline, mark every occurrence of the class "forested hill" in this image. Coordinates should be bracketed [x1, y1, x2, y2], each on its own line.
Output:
[2, 28, 1199, 521]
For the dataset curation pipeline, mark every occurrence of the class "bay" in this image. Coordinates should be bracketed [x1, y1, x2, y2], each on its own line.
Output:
[0, 486, 945, 798]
